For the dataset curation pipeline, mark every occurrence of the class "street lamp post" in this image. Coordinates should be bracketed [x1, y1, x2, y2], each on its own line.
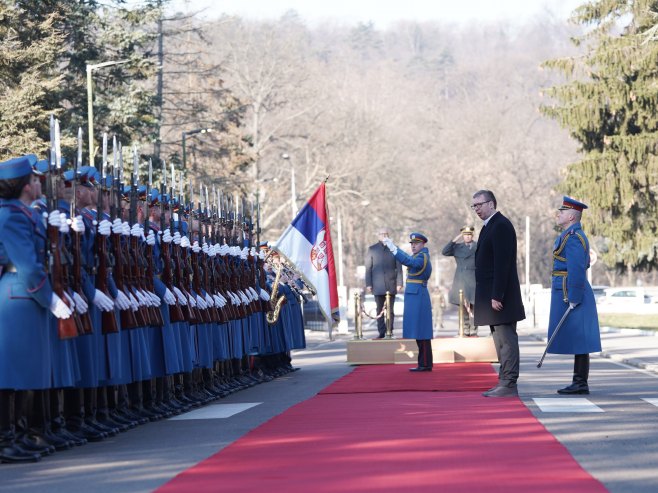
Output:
[182, 128, 213, 169]
[86, 59, 129, 166]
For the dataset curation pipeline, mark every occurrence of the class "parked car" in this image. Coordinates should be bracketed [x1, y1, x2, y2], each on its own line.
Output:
[598, 287, 652, 306]
[591, 285, 610, 303]
[302, 299, 328, 331]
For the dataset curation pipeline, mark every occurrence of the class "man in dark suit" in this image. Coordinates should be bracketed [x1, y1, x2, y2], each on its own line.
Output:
[365, 228, 403, 338]
[472, 190, 525, 397]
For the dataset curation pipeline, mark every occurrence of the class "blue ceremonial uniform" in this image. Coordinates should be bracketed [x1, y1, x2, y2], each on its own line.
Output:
[548, 223, 601, 354]
[0, 191, 52, 389]
[548, 196, 601, 395]
[395, 233, 433, 339]
[394, 233, 433, 371]
[394, 243, 433, 340]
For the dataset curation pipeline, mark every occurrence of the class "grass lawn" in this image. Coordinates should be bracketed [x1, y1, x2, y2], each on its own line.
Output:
[599, 313, 658, 331]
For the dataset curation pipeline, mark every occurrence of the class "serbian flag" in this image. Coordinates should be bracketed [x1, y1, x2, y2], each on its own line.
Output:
[273, 182, 339, 325]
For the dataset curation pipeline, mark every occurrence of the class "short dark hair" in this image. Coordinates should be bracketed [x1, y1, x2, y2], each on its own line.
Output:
[0, 175, 31, 199]
[473, 189, 497, 209]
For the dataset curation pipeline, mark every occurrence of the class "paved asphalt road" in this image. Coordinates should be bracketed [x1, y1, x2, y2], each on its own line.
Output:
[3, 311, 658, 493]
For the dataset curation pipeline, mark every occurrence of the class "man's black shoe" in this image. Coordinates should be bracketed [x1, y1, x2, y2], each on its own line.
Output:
[409, 367, 432, 372]
[557, 383, 589, 395]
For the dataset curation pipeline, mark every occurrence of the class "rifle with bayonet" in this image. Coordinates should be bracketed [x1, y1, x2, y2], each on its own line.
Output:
[68, 127, 94, 336]
[95, 134, 119, 334]
[158, 161, 185, 322]
[47, 116, 79, 339]
[110, 143, 139, 329]
[127, 149, 150, 327]
[143, 158, 164, 327]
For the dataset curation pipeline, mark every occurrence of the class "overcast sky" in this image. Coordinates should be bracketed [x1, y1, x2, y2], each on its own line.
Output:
[168, 0, 585, 27]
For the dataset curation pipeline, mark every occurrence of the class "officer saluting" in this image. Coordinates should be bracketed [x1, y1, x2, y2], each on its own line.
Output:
[383, 233, 433, 371]
[547, 196, 601, 394]
[442, 225, 477, 336]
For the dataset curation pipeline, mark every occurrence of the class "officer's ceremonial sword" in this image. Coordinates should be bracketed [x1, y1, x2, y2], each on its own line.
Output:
[537, 304, 574, 368]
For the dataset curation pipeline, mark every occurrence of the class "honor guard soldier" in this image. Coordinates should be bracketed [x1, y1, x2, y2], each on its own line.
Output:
[0, 155, 74, 462]
[548, 196, 601, 394]
[383, 233, 434, 371]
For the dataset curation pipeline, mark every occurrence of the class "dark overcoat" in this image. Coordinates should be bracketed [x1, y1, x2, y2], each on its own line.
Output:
[441, 240, 477, 305]
[365, 242, 402, 295]
[473, 212, 525, 327]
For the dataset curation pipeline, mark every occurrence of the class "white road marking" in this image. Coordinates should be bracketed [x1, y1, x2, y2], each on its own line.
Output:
[169, 403, 262, 420]
[642, 398, 658, 407]
[533, 398, 604, 413]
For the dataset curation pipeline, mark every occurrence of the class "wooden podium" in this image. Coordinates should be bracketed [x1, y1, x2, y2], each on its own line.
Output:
[346, 337, 497, 365]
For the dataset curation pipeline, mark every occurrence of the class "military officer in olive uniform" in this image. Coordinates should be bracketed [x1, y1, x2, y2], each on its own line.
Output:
[383, 233, 433, 371]
[442, 226, 478, 336]
[547, 197, 601, 395]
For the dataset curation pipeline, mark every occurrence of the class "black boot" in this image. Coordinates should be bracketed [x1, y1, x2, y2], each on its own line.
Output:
[558, 354, 590, 394]
[0, 391, 40, 463]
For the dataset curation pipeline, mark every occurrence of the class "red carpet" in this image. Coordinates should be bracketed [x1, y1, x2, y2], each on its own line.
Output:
[157, 364, 608, 493]
[320, 363, 497, 393]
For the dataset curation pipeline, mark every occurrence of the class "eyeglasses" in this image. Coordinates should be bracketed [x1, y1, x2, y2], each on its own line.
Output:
[470, 200, 491, 210]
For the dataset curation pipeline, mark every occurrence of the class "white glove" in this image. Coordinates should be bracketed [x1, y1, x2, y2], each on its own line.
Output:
[383, 237, 397, 255]
[212, 293, 225, 308]
[71, 215, 85, 233]
[163, 288, 176, 305]
[59, 213, 70, 234]
[250, 247, 257, 257]
[173, 231, 181, 245]
[162, 228, 173, 243]
[147, 290, 161, 307]
[114, 290, 131, 310]
[127, 291, 140, 311]
[258, 250, 265, 260]
[238, 290, 250, 305]
[248, 287, 259, 301]
[187, 293, 197, 307]
[72, 291, 88, 314]
[135, 289, 150, 307]
[172, 286, 188, 305]
[112, 218, 123, 234]
[569, 302, 580, 309]
[202, 243, 209, 254]
[204, 292, 214, 307]
[93, 289, 114, 312]
[98, 219, 112, 236]
[260, 288, 271, 301]
[180, 236, 191, 248]
[121, 222, 131, 236]
[48, 210, 61, 228]
[131, 224, 143, 238]
[50, 293, 73, 319]
[192, 241, 201, 253]
[146, 231, 156, 246]
[196, 294, 208, 310]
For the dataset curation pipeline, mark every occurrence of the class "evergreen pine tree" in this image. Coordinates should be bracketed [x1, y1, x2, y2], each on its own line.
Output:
[541, 0, 658, 271]
[0, 3, 64, 158]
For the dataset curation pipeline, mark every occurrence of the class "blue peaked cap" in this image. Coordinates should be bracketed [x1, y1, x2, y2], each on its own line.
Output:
[0, 155, 39, 179]
[409, 232, 428, 243]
